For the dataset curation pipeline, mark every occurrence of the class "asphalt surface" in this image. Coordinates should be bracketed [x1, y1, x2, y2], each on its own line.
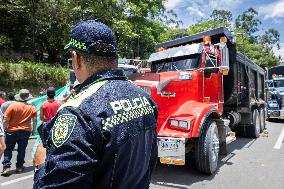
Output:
[0, 120, 283, 189]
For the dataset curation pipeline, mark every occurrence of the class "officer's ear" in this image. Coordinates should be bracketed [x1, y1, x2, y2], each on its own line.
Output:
[71, 51, 82, 71]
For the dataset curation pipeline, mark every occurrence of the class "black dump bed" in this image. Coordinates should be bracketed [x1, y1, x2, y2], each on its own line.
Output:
[157, 27, 234, 49]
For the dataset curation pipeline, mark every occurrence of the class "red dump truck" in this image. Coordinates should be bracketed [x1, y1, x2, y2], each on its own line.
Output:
[134, 27, 265, 174]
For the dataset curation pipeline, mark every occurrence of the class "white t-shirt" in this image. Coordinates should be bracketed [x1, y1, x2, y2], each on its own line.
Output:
[0, 109, 4, 136]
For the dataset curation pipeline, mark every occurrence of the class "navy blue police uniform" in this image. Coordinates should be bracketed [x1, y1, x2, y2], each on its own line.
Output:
[33, 20, 158, 189]
[34, 69, 158, 189]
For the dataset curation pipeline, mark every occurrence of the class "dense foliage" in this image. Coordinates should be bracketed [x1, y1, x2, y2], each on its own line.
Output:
[0, 58, 68, 94]
[0, 1, 281, 67]
[0, 0, 177, 61]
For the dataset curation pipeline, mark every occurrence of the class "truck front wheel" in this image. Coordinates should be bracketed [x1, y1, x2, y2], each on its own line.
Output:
[259, 108, 265, 132]
[195, 119, 219, 174]
[250, 109, 261, 138]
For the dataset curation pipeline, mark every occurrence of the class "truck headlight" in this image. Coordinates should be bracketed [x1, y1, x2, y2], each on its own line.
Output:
[170, 119, 179, 127]
[169, 119, 190, 130]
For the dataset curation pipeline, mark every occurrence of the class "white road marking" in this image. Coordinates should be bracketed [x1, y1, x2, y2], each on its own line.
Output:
[154, 182, 190, 188]
[274, 127, 284, 150]
[1, 174, 34, 186]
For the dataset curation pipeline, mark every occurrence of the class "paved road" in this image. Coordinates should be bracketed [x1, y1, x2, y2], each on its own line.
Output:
[0, 137, 35, 189]
[0, 120, 283, 189]
[150, 120, 284, 189]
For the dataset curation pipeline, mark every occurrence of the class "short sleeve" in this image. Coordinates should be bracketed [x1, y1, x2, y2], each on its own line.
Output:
[33, 106, 37, 117]
[4, 105, 12, 119]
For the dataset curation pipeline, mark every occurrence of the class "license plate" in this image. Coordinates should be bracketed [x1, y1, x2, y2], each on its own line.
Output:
[158, 137, 185, 157]
[160, 141, 178, 151]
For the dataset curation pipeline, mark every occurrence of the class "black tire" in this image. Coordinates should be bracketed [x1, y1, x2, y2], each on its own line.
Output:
[195, 119, 219, 174]
[259, 108, 265, 132]
[250, 109, 261, 138]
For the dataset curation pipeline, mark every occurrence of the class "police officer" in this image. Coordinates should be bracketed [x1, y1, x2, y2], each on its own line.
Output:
[33, 20, 158, 189]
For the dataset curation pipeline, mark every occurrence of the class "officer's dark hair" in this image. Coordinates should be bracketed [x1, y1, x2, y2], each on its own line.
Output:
[75, 50, 118, 73]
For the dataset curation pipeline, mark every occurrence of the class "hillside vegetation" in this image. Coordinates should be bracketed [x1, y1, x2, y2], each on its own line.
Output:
[0, 58, 68, 95]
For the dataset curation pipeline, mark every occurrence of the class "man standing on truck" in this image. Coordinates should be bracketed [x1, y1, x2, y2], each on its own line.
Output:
[33, 20, 158, 189]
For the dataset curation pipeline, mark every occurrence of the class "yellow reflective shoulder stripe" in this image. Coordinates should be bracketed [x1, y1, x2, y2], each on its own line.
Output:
[58, 80, 108, 111]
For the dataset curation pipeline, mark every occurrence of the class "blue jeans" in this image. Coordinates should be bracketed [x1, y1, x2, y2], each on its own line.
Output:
[2, 130, 31, 168]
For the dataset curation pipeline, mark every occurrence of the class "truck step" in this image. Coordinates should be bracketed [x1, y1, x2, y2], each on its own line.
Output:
[262, 129, 269, 137]
[226, 132, 236, 144]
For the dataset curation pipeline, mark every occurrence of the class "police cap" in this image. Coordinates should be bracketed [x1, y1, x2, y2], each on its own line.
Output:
[64, 20, 118, 58]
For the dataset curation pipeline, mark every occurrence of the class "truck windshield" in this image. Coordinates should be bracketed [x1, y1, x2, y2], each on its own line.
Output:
[151, 54, 201, 73]
[274, 80, 284, 87]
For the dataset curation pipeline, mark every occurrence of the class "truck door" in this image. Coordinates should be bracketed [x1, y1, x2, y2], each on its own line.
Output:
[203, 54, 223, 108]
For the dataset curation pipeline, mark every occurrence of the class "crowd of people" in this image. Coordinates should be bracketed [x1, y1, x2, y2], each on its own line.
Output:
[0, 89, 37, 175]
[0, 82, 81, 176]
[0, 20, 158, 189]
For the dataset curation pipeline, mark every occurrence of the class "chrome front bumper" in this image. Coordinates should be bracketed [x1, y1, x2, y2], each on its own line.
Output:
[267, 109, 284, 118]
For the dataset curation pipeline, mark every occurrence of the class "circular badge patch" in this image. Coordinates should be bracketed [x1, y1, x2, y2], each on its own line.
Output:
[51, 114, 77, 148]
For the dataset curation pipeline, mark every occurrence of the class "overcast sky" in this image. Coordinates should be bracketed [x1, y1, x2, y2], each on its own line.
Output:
[164, 0, 284, 60]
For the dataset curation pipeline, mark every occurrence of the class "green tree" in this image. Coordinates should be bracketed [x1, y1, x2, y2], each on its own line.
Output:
[210, 9, 232, 23]
[0, 0, 32, 49]
[158, 9, 280, 67]
[159, 28, 188, 42]
[1, 0, 171, 61]
[187, 19, 231, 35]
[260, 28, 280, 49]
[33, 0, 71, 62]
[235, 8, 261, 42]
[158, 10, 233, 44]
[235, 29, 279, 67]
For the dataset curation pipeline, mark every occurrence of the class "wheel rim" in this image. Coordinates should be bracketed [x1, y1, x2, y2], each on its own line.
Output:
[212, 128, 219, 162]
[255, 112, 260, 134]
[260, 109, 264, 129]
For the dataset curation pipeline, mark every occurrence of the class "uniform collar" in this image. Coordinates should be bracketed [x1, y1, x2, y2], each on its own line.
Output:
[77, 68, 127, 93]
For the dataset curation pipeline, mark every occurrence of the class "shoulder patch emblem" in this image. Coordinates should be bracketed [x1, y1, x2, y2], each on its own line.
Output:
[51, 114, 77, 148]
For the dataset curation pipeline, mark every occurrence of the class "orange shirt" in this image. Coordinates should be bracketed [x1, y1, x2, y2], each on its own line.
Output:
[40, 99, 60, 122]
[4, 102, 37, 132]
